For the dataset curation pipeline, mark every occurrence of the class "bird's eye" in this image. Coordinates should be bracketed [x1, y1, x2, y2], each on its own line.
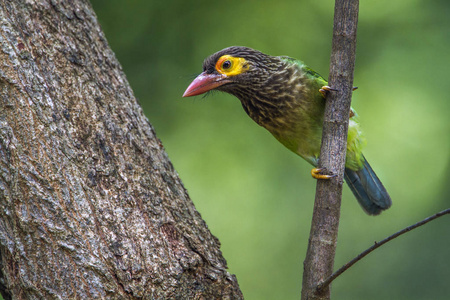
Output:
[222, 60, 232, 69]
[215, 55, 249, 75]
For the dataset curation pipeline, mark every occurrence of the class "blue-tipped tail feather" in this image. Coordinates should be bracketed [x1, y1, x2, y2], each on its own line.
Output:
[344, 157, 392, 215]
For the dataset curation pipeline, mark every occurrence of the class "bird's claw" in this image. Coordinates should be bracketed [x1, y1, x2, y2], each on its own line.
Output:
[311, 167, 336, 180]
[320, 86, 358, 98]
[319, 86, 338, 98]
[320, 85, 356, 118]
[349, 108, 355, 118]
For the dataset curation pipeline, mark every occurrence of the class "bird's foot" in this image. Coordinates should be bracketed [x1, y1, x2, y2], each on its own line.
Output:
[319, 86, 338, 98]
[311, 167, 336, 180]
[320, 86, 358, 98]
[349, 108, 355, 118]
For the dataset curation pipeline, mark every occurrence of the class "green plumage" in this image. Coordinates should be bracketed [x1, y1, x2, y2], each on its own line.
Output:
[184, 46, 391, 215]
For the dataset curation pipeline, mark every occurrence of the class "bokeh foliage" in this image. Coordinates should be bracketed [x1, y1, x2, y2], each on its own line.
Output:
[91, 1, 450, 299]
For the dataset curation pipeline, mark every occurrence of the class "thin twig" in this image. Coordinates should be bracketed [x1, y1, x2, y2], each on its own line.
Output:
[316, 208, 450, 293]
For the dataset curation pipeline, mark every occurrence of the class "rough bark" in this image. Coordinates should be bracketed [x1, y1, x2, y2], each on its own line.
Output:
[0, 1, 242, 299]
[301, 0, 359, 299]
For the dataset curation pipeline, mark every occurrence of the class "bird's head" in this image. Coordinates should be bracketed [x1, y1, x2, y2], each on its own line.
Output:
[183, 46, 282, 98]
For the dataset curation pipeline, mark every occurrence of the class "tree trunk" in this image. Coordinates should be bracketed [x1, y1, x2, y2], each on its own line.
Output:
[0, 1, 242, 299]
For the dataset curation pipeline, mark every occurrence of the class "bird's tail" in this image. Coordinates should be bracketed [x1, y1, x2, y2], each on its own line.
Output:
[344, 156, 392, 215]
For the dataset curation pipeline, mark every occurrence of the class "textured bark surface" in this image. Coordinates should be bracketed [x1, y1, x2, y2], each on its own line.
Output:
[301, 0, 359, 299]
[0, 1, 242, 299]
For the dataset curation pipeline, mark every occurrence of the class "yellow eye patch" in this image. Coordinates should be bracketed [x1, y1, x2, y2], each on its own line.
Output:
[215, 55, 249, 76]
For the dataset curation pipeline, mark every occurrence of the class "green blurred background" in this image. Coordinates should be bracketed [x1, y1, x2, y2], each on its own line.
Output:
[90, 1, 449, 299]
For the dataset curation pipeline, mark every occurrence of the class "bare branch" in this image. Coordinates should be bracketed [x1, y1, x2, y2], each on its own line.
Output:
[316, 208, 450, 292]
[301, 1, 360, 299]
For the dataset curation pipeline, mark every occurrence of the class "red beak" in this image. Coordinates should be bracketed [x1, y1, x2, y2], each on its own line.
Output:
[183, 72, 230, 97]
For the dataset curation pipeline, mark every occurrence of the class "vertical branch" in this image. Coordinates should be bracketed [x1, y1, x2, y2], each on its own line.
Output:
[301, 1, 359, 299]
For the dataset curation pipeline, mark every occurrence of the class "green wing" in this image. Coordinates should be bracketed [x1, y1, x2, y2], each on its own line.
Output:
[280, 56, 328, 85]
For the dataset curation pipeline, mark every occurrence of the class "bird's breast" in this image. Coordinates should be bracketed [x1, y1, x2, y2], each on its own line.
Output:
[237, 83, 325, 163]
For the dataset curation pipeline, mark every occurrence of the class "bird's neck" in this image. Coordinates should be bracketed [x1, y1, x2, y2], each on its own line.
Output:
[233, 62, 315, 129]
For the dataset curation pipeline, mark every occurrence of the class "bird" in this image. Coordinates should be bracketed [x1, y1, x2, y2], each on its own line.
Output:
[183, 46, 391, 215]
